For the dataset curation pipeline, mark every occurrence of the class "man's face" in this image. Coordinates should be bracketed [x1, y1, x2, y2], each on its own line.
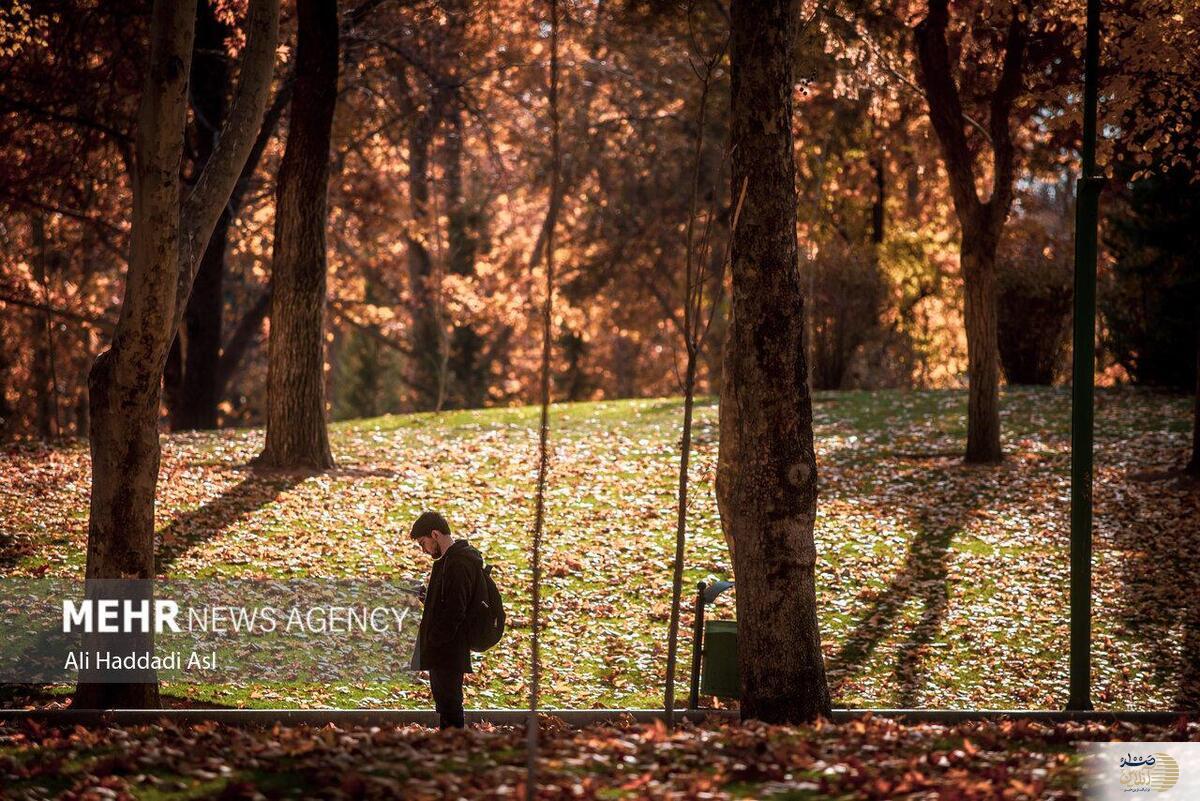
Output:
[415, 532, 442, 559]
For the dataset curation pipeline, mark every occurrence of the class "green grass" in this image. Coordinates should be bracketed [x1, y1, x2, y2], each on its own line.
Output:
[1, 385, 1196, 711]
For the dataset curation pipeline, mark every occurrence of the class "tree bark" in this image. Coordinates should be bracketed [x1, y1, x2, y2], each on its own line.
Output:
[1189, 326, 1199, 475]
[961, 236, 1002, 462]
[173, 212, 228, 429]
[166, 18, 295, 430]
[914, 0, 1028, 464]
[216, 288, 272, 394]
[258, 0, 339, 470]
[75, 0, 278, 710]
[74, 0, 196, 710]
[0, 320, 12, 438]
[716, 0, 831, 724]
[31, 214, 56, 439]
[871, 149, 885, 248]
[443, 104, 487, 409]
[406, 102, 444, 410]
[169, 0, 234, 431]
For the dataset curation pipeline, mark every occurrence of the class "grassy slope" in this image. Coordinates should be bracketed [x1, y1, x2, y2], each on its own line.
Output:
[1, 386, 1196, 710]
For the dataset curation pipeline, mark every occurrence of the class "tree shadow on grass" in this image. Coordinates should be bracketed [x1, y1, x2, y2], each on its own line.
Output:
[155, 468, 309, 574]
[1107, 469, 1200, 709]
[154, 463, 402, 573]
[824, 458, 998, 708]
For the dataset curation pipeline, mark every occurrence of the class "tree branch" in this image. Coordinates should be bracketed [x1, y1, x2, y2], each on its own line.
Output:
[216, 288, 272, 392]
[0, 192, 128, 262]
[0, 291, 116, 330]
[913, 0, 982, 222]
[177, 0, 280, 322]
[987, 0, 1030, 225]
[227, 72, 295, 214]
[327, 298, 420, 366]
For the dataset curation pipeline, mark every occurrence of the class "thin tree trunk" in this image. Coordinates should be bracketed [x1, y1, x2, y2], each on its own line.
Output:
[258, 0, 338, 470]
[1188, 326, 1199, 475]
[31, 214, 56, 439]
[0, 320, 12, 439]
[716, 0, 831, 724]
[527, 1, 560, 794]
[914, 0, 1027, 464]
[75, 386, 89, 439]
[174, 212, 228, 429]
[75, 0, 278, 710]
[664, 354, 697, 725]
[871, 149, 885, 248]
[406, 105, 443, 410]
[664, 38, 724, 726]
[521, 0, 607, 270]
[444, 105, 487, 409]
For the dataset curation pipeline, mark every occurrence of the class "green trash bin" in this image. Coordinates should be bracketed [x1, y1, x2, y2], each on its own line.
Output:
[699, 619, 738, 699]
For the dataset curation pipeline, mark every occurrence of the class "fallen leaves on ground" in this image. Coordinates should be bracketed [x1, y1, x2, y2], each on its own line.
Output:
[1, 387, 1197, 709]
[2, 714, 1198, 799]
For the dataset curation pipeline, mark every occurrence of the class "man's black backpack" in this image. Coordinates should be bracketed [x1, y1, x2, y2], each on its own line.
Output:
[467, 563, 505, 652]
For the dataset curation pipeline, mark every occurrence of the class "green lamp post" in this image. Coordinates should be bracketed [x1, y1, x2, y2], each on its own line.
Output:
[1068, 0, 1103, 712]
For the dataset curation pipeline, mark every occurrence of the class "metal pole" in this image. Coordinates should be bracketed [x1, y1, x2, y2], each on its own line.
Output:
[1068, 0, 1102, 712]
[688, 582, 707, 710]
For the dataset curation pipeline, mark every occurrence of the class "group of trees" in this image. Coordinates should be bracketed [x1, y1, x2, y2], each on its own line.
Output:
[0, 0, 1196, 716]
[2, 1, 1196, 449]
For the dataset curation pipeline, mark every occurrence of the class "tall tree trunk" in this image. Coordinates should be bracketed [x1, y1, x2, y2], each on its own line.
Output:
[171, 0, 234, 431]
[664, 40, 724, 717]
[173, 212, 228, 429]
[406, 105, 443, 410]
[75, 0, 279, 710]
[258, 0, 338, 470]
[526, 0, 561, 791]
[443, 105, 487, 409]
[716, 0, 832, 724]
[74, 0, 197, 710]
[166, 37, 294, 430]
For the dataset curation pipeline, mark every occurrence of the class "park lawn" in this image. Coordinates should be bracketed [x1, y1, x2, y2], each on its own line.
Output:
[1, 386, 1196, 711]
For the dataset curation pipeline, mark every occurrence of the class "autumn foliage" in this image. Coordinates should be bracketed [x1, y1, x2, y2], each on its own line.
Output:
[0, 0, 1196, 438]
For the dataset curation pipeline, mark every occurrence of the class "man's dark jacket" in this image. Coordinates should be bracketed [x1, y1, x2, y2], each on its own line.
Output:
[412, 539, 483, 673]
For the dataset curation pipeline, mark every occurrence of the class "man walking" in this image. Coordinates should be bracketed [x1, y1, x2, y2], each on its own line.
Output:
[409, 511, 484, 729]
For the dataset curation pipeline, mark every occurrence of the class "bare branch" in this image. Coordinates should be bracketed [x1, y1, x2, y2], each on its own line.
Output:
[987, 0, 1031, 224]
[0, 291, 115, 330]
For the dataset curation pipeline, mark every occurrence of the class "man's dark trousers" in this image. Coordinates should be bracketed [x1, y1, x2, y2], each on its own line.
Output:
[429, 666, 465, 729]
